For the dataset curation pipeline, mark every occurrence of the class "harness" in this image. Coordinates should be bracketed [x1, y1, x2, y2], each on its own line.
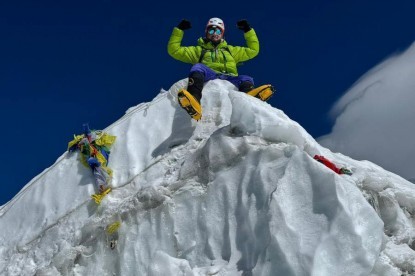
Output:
[198, 47, 244, 74]
[198, 47, 232, 63]
[198, 47, 232, 74]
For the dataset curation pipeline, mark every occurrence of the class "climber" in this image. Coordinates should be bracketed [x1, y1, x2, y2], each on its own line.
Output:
[168, 17, 275, 120]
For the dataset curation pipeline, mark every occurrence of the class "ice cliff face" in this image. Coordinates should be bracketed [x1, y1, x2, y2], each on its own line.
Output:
[1, 79, 415, 275]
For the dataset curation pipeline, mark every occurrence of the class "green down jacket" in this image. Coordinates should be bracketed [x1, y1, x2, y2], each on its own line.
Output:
[167, 27, 259, 76]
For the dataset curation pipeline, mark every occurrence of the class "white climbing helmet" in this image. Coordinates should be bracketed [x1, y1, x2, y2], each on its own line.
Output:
[205, 17, 225, 33]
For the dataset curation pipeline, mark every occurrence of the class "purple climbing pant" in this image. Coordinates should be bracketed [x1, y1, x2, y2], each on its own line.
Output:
[189, 63, 254, 88]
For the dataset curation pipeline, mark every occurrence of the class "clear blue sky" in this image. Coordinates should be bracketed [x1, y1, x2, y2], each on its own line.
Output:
[1, 0, 415, 205]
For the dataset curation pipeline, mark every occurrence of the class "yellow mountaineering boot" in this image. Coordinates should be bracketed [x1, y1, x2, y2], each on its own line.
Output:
[247, 84, 275, 101]
[177, 89, 202, 121]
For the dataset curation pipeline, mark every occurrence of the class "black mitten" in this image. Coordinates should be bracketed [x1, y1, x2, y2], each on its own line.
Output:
[237, 19, 251, 33]
[177, 19, 191, 30]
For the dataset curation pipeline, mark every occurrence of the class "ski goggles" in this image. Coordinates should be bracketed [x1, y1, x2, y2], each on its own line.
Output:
[208, 28, 222, 35]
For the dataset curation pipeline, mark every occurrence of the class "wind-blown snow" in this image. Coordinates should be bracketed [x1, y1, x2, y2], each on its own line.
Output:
[1, 79, 415, 275]
[318, 42, 415, 181]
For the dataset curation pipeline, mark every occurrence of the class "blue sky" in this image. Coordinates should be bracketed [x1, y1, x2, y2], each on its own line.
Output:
[1, 0, 415, 205]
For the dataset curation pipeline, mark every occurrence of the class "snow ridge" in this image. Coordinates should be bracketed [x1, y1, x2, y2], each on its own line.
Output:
[1, 79, 415, 275]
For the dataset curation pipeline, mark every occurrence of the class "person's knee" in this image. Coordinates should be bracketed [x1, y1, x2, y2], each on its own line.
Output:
[240, 75, 254, 84]
[190, 63, 209, 74]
